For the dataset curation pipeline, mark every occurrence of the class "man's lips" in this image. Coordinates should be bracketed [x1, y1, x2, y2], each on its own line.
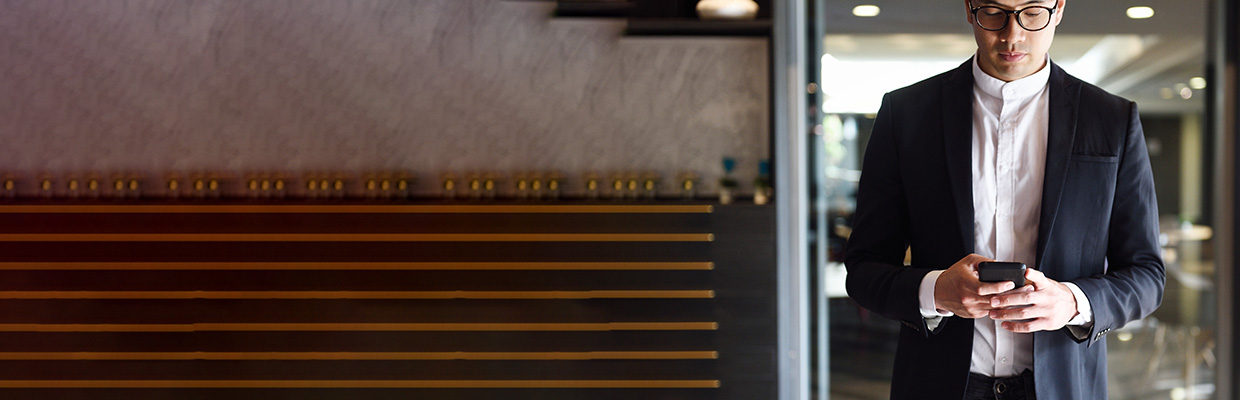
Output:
[999, 52, 1027, 62]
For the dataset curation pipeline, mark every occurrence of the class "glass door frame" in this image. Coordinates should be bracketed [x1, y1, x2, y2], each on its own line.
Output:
[773, 0, 813, 399]
[775, 0, 1240, 399]
[1216, 0, 1240, 397]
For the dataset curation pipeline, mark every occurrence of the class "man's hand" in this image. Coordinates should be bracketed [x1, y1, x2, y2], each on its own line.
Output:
[934, 254, 1016, 318]
[988, 268, 1079, 332]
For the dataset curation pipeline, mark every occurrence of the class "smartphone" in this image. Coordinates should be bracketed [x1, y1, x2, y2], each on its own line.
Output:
[977, 261, 1026, 288]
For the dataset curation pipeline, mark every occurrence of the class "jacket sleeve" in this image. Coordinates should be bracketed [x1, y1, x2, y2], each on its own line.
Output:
[1069, 102, 1166, 345]
[844, 93, 940, 336]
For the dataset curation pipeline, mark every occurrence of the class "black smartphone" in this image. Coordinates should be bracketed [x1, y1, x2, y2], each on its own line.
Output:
[977, 261, 1026, 288]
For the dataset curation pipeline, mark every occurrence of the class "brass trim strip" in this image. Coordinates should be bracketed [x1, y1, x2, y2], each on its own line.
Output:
[0, 262, 715, 271]
[0, 233, 714, 242]
[0, 351, 719, 360]
[0, 324, 191, 332]
[0, 205, 714, 214]
[0, 290, 716, 299]
[0, 322, 719, 332]
[0, 380, 722, 388]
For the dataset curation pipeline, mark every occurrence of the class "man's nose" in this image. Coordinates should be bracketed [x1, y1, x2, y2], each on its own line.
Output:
[999, 15, 1025, 43]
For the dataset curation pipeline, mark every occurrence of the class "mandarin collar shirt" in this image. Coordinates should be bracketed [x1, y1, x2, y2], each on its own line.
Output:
[967, 54, 1049, 378]
[917, 56, 1093, 378]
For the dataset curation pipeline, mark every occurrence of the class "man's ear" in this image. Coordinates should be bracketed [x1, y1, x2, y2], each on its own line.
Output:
[965, 0, 975, 24]
[1054, 0, 1066, 26]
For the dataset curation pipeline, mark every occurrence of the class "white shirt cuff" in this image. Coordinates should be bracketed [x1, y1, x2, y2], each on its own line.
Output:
[919, 270, 954, 318]
[1063, 282, 1093, 326]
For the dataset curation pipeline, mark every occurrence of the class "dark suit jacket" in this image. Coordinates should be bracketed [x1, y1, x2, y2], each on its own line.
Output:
[843, 60, 1165, 400]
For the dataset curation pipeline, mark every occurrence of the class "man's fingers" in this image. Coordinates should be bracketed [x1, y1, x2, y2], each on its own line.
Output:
[935, 253, 1001, 315]
[989, 304, 1057, 322]
[983, 270, 1076, 332]
[990, 286, 1036, 307]
[963, 254, 993, 264]
[962, 254, 995, 277]
[948, 294, 998, 318]
[989, 305, 1036, 321]
[977, 280, 1015, 295]
[962, 303, 999, 319]
[960, 310, 991, 319]
[1000, 320, 1042, 333]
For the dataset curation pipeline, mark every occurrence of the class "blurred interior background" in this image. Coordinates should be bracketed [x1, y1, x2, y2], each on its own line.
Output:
[813, 1, 1220, 399]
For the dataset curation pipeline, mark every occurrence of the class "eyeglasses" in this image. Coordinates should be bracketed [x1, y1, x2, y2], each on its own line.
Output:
[970, 4, 1057, 32]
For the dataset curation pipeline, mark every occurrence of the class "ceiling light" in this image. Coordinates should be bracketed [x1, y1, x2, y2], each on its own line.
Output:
[1126, 6, 1154, 19]
[1159, 88, 1174, 100]
[853, 5, 880, 17]
[1189, 77, 1207, 89]
[1180, 87, 1193, 100]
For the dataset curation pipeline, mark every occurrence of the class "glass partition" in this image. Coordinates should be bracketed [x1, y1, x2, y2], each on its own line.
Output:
[813, 1, 1222, 398]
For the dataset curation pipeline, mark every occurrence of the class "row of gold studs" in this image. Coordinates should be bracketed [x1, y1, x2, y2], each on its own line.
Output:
[0, 171, 707, 200]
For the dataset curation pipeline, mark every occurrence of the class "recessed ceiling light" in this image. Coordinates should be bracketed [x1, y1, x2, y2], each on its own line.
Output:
[1127, 6, 1154, 19]
[1160, 88, 1174, 99]
[1189, 77, 1207, 89]
[853, 5, 880, 17]
[1180, 87, 1193, 100]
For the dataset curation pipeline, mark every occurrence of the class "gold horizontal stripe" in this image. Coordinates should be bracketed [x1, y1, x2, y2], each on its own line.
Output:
[0, 262, 715, 271]
[0, 322, 719, 332]
[0, 205, 713, 214]
[0, 351, 719, 360]
[0, 233, 714, 242]
[0, 380, 721, 388]
[0, 290, 715, 299]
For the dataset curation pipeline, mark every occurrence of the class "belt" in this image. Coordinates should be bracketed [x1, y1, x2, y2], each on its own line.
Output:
[965, 370, 1035, 400]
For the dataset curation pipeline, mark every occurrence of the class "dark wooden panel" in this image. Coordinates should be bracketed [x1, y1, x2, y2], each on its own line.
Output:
[0, 242, 716, 262]
[0, 212, 712, 234]
[0, 331, 721, 352]
[0, 299, 717, 323]
[0, 359, 723, 380]
[0, 270, 715, 291]
[0, 203, 777, 399]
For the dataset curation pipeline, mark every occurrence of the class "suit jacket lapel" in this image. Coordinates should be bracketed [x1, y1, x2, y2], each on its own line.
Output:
[942, 61, 976, 255]
[1036, 63, 1081, 270]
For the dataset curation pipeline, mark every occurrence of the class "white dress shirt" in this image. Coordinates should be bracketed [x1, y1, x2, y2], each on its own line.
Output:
[916, 56, 1093, 378]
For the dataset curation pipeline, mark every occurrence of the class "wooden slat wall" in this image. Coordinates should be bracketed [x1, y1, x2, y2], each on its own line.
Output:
[0, 203, 776, 399]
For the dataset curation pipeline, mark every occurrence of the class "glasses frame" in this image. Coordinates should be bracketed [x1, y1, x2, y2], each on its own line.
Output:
[969, 3, 1058, 32]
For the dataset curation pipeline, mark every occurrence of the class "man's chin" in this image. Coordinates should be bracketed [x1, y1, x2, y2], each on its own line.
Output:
[988, 62, 1038, 81]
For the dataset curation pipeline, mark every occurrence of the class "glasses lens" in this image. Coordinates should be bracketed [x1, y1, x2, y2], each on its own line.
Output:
[975, 7, 1008, 30]
[1017, 7, 1053, 30]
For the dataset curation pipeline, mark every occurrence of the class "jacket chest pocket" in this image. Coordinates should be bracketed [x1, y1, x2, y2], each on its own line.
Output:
[1070, 154, 1119, 164]
[1066, 154, 1120, 190]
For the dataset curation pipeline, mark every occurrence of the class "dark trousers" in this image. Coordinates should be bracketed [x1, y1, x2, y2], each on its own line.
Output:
[964, 370, 1035, 400]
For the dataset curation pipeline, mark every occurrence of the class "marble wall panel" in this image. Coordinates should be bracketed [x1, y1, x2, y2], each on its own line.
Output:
[0, 0, 769, 195]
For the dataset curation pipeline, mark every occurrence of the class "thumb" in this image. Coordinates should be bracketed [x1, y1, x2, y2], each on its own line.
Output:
[1024, 267, 1049, 286]
[964, 254, 993, 275]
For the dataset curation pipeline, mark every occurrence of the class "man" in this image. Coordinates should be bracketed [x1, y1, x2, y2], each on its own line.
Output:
[843, 0, 1165, 399]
